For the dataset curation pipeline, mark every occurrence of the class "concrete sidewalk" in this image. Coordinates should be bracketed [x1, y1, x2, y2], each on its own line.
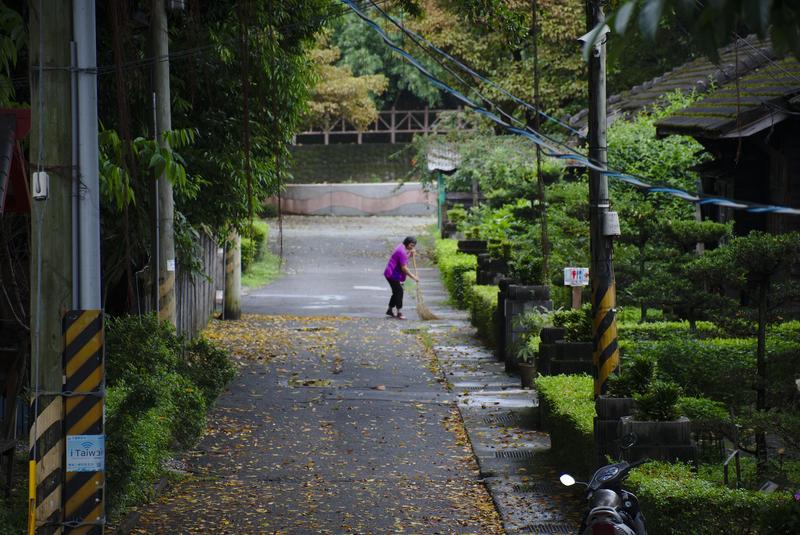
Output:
[124, 217, 582, 534]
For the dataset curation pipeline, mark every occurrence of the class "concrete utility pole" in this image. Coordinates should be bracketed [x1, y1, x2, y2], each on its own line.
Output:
[74, 0, 102, 310]
[532, 0, 549, 283]
[586, 0, 619, 396]
[224, 232, 242, 320]
[151, 0, 177, 326]
[29, 2, 71, 532]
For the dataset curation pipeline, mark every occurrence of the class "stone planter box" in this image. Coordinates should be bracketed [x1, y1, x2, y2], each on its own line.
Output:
[503, 285, 552, 372]
[539, 327, 565, 344]
[619, 416, 697, 465]
[594, 396, 636, 463]
[457, 239, 488, 256]
[476, 254, 508, 285]
[538, 341, 593, 376]
[493, 278, 513, 362]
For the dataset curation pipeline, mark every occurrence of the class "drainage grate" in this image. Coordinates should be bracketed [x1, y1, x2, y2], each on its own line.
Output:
[512, 482, 557, 494]
[521, 522, 575, 534]
[483, 413, 524, 426]
[494, 449, 536, 460]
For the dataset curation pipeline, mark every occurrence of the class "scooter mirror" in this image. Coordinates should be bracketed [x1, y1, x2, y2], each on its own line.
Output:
[559, 474, 576, 487]
[620, 433, 638, 450]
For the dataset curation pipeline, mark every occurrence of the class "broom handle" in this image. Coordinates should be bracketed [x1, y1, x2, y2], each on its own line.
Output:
[412, 254, 420, 280]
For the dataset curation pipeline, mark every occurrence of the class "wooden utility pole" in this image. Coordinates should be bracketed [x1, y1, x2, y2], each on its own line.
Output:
[151, 0, 177, 326]
[29, 2, 72, 532]
[587, 1, 619, 396]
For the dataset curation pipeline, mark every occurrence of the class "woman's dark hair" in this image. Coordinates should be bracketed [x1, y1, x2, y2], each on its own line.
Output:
[403, 236, 417, 246]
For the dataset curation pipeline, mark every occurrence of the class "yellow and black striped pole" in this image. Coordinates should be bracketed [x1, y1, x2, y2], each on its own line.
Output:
[62, 310, 105, 534]
[28, 392, 63, 535]
[587, 0, 619, 396]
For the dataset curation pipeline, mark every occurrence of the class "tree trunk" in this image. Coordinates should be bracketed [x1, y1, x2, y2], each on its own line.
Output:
[756, 281, 768, 477]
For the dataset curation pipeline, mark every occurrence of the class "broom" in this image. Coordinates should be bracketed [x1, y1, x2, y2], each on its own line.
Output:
[412, 254, 439, 320]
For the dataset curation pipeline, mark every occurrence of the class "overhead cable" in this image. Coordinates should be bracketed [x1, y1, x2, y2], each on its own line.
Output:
[340, 0, 800, 216]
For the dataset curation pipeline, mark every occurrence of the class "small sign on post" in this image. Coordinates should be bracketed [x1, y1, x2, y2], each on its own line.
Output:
[564, 267, 589, 309]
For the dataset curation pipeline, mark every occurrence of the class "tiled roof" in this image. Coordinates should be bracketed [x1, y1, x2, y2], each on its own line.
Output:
[568, 35, 778, 135]
[655, 55, 800, 138]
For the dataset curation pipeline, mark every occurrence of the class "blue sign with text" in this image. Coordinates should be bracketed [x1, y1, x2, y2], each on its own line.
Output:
[66, 434, 105, 472]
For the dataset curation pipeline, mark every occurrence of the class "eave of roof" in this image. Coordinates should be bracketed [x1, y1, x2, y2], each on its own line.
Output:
[655, 56, 800, 139]
[568, 35, 777, 136]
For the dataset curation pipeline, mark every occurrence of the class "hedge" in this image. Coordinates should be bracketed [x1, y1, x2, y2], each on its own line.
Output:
[628, 462, 800, 534]
[536, 374, 800, 534]
[434, 238, 477, 309]
[469, 284, 498, 347]
[105, 314, 235, 516]
[241, 220, 269, 272]
[618, 320, 723, 341]
[535, 374, 595, 476]
[621, 337, 800, 408]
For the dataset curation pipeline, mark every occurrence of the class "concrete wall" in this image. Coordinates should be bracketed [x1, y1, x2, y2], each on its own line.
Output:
[276, 182, 436, 216]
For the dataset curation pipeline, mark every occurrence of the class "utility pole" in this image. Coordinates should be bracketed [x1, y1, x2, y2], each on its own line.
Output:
[29, 2, 71, 532]
[532, 0, 549, 283]
[224, 232, 241, 320]
[151, 0, 177, 326]
[586, 0, 619, 396]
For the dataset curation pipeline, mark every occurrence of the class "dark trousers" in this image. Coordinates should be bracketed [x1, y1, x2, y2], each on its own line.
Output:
[386, 277, 404, 310]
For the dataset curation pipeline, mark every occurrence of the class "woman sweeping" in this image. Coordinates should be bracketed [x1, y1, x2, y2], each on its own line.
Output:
[384, 236, 419, 319]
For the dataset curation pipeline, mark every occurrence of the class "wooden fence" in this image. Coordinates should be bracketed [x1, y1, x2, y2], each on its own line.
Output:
[297, 107, 474, 145]
[175, 232, 225, 340]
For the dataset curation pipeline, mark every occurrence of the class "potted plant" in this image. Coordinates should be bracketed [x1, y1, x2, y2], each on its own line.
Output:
[619, 380, 696, 464]
[510, 309, 550, 387]
[595, 355, 655, 462]
[516, 342, 537, 389]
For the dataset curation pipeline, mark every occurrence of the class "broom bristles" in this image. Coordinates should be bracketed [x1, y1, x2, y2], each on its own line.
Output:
[415, 284, 439, 320]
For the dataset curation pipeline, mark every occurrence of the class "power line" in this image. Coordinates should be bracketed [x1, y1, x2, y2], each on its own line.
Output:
[341, 0, 800, 216]
[364, 0, 585, 138]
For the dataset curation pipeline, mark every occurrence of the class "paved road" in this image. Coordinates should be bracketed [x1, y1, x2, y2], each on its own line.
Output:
[242, 216, 453, 319]
[129, 216, 503, 534]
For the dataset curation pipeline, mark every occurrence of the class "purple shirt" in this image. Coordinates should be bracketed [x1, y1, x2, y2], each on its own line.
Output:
[384, 244, 409, 282]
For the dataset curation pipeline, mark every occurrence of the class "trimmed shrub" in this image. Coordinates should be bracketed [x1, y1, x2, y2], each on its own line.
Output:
[105, 314, 234, 516]
[241, 220, 269, 273]
[469, 285, 498, 347]
[628, 461, 800, 534]
[553, 304, 592, 342]
[535, 374, 595, 476]
[435, 239, 477, 308]
[618, 320, 722, 341]
[622, 336, 800, 408]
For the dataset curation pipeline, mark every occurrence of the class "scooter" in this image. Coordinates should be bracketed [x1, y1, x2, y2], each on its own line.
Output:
[559, 434, 647, 535]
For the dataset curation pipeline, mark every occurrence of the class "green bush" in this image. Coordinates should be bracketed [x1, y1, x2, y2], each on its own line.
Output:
[621, 336, 800, 408]
[469, 284, 498, 347]
[607, 354, 655, 398]
[535, 374, 595, 476]
[105, 314, 234, 516]
[553, 303, 593, 342]
[435, 239, 477, 308]
[183, 336, 236, 405]
[634, 380, 682, 421]
[241, 237, 257, 272]
[241, 220, 269, 273]
[628, 461, 800, 534]
[618, 320, 722, 341]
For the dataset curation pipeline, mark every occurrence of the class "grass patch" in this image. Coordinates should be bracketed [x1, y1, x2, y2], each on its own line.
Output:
[242, 249, 281, 288]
